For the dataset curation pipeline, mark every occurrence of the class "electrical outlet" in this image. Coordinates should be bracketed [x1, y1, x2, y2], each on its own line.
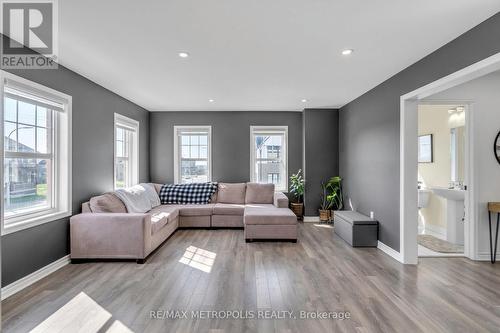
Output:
[370, 211, 374, 219]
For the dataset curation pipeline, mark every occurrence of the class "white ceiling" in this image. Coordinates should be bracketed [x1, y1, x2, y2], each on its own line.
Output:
[58, 1, 500, 111]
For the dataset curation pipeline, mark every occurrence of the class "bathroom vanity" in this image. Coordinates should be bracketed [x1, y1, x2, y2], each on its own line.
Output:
[431, 187, 465, 245]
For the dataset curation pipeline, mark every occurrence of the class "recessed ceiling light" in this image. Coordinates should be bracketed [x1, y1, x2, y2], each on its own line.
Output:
[301, 99, 308, 103]
[209, 99, 215, 103]
[341, 49, 354, 56]
[178, 52, 189, 58]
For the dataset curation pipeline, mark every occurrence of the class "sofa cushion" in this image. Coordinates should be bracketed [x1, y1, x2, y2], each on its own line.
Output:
[210, 191, 217, 203]
[213, 203, 245, 216]
[178, 204, 214, 216]
[244, 203, 275, 210]
[152, 183, 163, 194]
[244, 206, 297, 225]
[114, 184, 161, 213]
[179, 215, 211, 227]
[148, 205, 179, 222]
[153, 184, 215, 203]
[212, 215, 244, 227]
[148, 205, 179, 234]
[150, 213, 169, 234]
[245, 183, 275, 204]
[273, 192, 289, 208]
[159, 183, 217, 204]
[217, 183, 246, 204]
[89, 193, 127, 213]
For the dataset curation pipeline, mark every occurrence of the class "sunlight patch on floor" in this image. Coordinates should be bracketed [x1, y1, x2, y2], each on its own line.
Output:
[29, 292, 134, 333]
[313, 223, 334, 229]
[179, 245, 216, 273]
[105, 320, 135, 333]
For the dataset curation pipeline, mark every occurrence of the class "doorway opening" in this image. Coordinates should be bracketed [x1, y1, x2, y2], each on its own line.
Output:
[399, 52, 500, 264]
[417, 103, 468, 257]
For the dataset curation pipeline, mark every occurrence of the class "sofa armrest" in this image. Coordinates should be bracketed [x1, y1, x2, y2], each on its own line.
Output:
[70, 213, 152, 259]
[81, 201, 91, 213]
[274, 192, 289, 208]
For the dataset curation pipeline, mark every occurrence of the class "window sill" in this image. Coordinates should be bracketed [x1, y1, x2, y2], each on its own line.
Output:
[2, 210, 72, 235]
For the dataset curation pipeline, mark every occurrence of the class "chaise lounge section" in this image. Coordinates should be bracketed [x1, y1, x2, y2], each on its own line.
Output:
[70, 182, 297, 262]
[244, 205, 298, 242]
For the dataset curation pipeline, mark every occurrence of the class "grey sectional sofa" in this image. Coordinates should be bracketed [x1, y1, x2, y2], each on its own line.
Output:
[70, 182, 297, 263]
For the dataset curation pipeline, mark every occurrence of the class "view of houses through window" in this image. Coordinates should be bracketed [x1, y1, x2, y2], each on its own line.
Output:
[115, 127, 133, 188]
[3, 95, 53, 218]
[114, 114, 139, 189]
[2, 74, 71, 234]
[251, 126, 288, 191]
[175, 126, 211, 183]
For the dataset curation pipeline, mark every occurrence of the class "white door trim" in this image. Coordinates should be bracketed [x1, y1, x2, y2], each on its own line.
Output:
[399, 52, 500, 264]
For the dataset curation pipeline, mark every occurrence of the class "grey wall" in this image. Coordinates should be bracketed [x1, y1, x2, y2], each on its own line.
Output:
[339, 12, 500, 251]
[303, 109, 339, 216]
[150, 111, 302, 186]
[2, 65, 150, 286]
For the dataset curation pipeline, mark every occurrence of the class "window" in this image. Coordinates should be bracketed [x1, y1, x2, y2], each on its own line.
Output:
[174, 126, 211, 184]
[2, 72, 72, 234]
[267, 145, 281, 159]
[250, 126, 288, 191]
[450, 128, 457, 182]
[114, 113, 139, 189]
[267, 173, 280, 184]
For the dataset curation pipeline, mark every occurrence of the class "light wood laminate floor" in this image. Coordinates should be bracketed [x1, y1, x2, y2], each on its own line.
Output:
[2, 223, 500, 333]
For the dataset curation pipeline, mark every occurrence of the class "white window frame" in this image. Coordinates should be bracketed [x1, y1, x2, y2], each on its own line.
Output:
[173, 126, 212, 184]
[250, 126, 288, 192]
[114, 113, 139, 190]
[1, 71, 72, 235]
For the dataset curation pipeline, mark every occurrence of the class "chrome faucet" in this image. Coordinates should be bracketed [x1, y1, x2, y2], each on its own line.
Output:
[449, 181, 465, 190]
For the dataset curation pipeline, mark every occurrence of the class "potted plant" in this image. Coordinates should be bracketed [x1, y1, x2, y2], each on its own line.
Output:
[289, 169, 305, 219]
[326, 176, 343, 220]
[319, 182, 332, 222]
[319, 176, 344, 222]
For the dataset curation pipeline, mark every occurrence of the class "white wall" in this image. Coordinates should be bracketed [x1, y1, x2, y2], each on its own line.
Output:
[430, 71, 500, 257]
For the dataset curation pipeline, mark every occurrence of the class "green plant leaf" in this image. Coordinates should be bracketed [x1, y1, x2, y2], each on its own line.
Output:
[319, 176, 344, 210]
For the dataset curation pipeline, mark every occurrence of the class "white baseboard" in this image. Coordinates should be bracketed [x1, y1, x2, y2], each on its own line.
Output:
[476, 252, 500, 261]
[1, 255, 70, 300]
[303, 216, 320, 223]
[377, 241, 403, 263]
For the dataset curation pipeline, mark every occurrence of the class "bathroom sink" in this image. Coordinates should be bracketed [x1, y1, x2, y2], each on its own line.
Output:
[429, 187, 465, 245]
[430, 187, 465, 201]
[418, 189, 431, 208]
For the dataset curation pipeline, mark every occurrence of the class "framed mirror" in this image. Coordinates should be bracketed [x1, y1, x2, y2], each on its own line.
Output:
[418, 134, 433, 163]
[494, 131, 500, 165]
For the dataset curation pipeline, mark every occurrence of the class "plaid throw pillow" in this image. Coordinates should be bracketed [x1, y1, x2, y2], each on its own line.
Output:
[159, 183, 218, 204]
